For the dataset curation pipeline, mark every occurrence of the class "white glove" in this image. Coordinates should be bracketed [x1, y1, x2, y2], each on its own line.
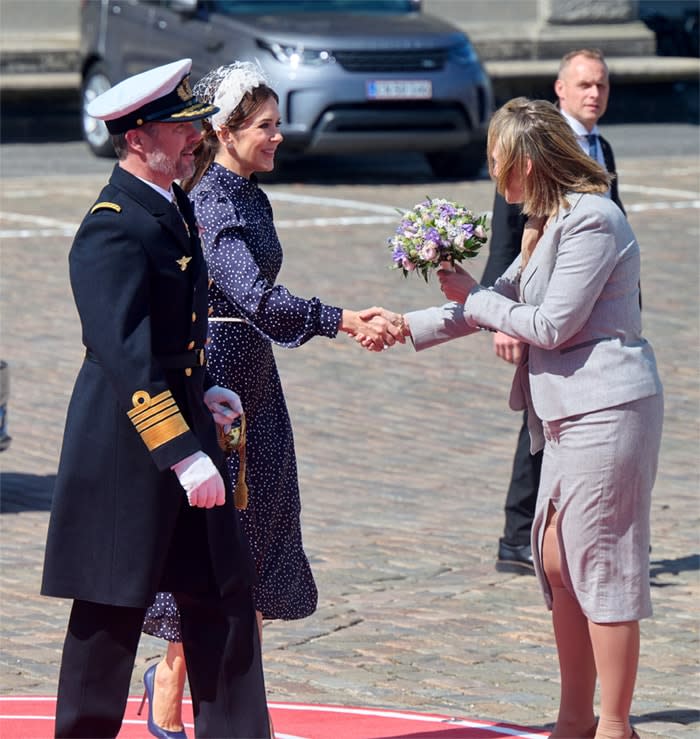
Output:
[171, 451, 225, 508]
[204, 385, 243, 427]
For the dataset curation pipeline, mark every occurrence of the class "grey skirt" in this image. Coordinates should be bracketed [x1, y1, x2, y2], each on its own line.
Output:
[532, 392, 664, 622]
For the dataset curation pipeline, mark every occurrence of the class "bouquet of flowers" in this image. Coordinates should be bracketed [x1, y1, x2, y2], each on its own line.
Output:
[388, 197, 488, 282]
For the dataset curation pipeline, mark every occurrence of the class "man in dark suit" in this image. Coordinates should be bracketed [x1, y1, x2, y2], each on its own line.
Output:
[41, 59, 270, 738]
[483, 48, 626, 575]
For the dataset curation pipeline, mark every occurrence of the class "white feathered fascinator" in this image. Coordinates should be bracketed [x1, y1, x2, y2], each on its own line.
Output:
[193, 61, 269, 131]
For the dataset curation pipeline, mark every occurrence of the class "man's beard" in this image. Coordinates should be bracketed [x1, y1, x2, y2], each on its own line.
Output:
[146, 149, 194, 183]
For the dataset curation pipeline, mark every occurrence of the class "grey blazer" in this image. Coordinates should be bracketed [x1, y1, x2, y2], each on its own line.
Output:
[406, 192, 662, 451]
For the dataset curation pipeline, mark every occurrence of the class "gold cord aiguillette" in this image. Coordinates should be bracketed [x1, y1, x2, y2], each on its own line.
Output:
[217, 413, 248, 509]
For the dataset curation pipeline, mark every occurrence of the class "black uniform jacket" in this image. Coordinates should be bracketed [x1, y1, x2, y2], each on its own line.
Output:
[483, 135, 625, 286]
[41, 165, 254, 608]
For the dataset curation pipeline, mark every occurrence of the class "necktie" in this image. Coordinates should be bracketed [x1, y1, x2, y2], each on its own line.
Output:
[586, 133, 598, 160]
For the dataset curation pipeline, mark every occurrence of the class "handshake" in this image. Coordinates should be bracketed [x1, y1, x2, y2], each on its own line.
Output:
[339, 307, 409, 352]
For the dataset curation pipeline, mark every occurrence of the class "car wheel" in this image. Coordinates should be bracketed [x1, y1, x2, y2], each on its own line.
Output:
[82, 63, 116, 158]
[427, 141, 486, 180]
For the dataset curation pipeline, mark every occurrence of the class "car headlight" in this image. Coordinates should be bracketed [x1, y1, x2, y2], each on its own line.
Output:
[448, 38, 478, 65]
[258, 40, 335, 69]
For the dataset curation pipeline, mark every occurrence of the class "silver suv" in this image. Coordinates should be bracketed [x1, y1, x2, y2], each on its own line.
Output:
[80, 0, 493, 178]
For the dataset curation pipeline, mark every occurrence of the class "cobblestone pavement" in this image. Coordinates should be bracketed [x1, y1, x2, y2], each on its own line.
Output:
[1, 143, 698, 738]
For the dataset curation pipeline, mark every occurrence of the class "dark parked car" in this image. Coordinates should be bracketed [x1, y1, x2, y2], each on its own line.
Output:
[80, 0, 493, 178]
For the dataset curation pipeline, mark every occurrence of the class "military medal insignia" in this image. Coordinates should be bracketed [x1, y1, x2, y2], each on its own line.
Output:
[176, 256, 192, 271]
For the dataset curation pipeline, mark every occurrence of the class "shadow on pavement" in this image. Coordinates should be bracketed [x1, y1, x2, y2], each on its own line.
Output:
[0, 88, 82, 145]
[649, 553, 700, 581]
[633, 708, 700, 728]
[0, 472, 55, 513]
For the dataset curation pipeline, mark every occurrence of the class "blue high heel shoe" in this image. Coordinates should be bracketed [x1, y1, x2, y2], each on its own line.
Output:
[137, 663, 188, 739]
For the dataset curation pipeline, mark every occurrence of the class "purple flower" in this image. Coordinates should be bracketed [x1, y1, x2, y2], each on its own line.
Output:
[425, 227, 440, 244]
[392, 245, 407, 263]
[462, 223, 474, 238]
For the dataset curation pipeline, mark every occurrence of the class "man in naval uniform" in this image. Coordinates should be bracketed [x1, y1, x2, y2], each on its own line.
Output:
[41, 59, 270, 738]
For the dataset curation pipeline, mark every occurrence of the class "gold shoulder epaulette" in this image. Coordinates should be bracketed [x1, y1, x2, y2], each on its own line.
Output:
[90, 201, 122, 214]
[127, 389, 189, 451]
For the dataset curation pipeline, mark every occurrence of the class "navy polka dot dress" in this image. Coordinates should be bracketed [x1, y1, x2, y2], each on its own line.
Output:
[143, 163, 342, 641]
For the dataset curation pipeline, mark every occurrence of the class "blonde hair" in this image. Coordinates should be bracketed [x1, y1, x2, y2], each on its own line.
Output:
[487, 97, 612, 218]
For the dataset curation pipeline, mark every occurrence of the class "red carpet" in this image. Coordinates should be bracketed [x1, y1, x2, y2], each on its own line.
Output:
[0, 696, 549, 738]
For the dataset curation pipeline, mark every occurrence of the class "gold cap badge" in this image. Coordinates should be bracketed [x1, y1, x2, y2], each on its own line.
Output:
[177, 76, 193, 101]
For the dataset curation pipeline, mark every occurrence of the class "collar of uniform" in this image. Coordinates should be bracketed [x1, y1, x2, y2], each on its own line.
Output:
[111, 164, 178, 216]
[132, 175, 173, 203]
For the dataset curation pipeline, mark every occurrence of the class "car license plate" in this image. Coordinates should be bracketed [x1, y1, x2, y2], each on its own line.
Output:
[366, 80, 432, 100]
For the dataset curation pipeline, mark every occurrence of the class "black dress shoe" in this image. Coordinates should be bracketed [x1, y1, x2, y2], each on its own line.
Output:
[496, 540, 535, 575]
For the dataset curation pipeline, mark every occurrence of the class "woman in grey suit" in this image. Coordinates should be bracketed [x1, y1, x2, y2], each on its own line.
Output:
[376, 98, 662, 739]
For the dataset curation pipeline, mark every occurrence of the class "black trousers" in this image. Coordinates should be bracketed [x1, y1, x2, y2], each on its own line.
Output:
[501, 411, 542, 547]
[55, 590, 269, 739]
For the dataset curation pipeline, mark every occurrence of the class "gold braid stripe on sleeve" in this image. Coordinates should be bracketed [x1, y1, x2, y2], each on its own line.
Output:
[127, 389, 190, 451]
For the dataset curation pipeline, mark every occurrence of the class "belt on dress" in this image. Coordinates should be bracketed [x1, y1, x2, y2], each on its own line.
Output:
[209, 317, 250, 324]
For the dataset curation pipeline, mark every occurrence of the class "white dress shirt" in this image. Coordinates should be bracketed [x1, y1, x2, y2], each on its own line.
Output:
[560, 110, 611, 199]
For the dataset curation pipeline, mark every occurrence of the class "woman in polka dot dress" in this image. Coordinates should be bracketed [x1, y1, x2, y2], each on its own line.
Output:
[139, 62, 403, 737]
